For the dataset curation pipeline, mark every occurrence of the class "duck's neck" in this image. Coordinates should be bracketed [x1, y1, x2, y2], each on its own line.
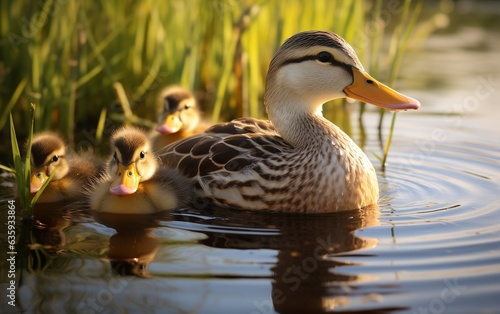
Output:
[267, 97, 345, 150]
[266, 97, 379, 210]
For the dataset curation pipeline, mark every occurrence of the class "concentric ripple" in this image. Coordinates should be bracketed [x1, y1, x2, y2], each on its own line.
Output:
[379, 139, 499, 220]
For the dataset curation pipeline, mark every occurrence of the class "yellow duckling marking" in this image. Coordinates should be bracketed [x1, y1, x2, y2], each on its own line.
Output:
[89, 179, 180, 214]
[89, 127, 193, 214]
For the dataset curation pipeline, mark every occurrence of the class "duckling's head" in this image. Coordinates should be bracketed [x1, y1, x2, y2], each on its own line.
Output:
[108, 127, 158, 195]
[264, 30, 420, 119]
[155, 86, 199, 134]
[30, 132, 70, 194]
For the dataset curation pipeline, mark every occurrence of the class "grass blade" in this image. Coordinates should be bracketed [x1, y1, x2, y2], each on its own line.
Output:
[30, 168, 56, 206]
[10, 113, 28, 209]
[0, 78, 27, 130]
[379, 0, 423, 171]
[381, 112, 397, 171]
[0, 164, 15, 173]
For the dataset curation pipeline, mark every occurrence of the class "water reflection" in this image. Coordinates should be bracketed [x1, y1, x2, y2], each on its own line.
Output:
[168, 205, 388, 312]
[92, 212, 161, 277]
[32, 203, 73, 253]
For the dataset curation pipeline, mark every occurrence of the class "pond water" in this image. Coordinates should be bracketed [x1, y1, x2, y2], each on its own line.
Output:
[2, 14, 500, 314]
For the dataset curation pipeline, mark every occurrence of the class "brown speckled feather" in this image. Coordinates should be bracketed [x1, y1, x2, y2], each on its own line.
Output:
[158, 115, 377, 213]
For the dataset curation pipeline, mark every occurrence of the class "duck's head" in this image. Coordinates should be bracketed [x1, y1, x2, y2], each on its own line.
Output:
[155, 86, 199, 134]
[108, 127, 158, 196]
[264, 30, 420, 119]
[30, 132, 70, 194]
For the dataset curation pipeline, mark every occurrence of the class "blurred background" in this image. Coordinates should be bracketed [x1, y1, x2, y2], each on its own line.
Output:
[0, 0, 495, 160]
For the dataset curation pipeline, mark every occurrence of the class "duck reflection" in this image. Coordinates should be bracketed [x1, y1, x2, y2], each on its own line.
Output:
[32, 202, 73, 253]
[92, 212, 161, 278]
[174, 205, 382, 313]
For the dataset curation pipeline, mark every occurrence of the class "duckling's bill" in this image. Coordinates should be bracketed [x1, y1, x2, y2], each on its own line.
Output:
[344, 68, 420, 111]
[30, 169, 47, 194]
[110, 163, 141, 195]
[156, 113, 183, 134]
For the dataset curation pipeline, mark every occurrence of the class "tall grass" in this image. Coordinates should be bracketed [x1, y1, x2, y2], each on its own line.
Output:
[0, 104, 60, 275]
[0, 104, 55, 216]
[1, 0, 445, 165]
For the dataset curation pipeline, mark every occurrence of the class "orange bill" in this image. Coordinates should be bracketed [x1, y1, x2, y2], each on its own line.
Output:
[156, 112, 183, 134]
[109, 163, 141, 196]
[30, 169, 47, 194]
[344, 68, 420, 111]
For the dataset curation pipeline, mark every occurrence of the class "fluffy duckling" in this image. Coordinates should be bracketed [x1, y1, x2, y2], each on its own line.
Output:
[151, 86, 209, 151]
[89, 126, 192, 214]
[29, 132, 99, 203]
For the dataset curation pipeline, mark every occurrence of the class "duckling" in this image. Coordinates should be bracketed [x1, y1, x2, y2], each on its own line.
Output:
[157, 30, 420, 213]
[89, 126, 193, 214]
[29, 132, 99, 203]
[151, 86, 209, 151]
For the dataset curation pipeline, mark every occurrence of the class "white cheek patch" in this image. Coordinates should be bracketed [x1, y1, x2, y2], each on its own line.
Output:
[278, 62, 353, 101]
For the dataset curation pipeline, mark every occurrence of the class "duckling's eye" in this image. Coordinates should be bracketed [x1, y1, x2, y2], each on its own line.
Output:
[317, 51, 333, 63]
[183, 104, 191, 110]
[52, 155, 59, 162]
[139, 151, 146, 159]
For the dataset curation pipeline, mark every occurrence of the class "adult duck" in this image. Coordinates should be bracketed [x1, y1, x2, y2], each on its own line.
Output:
[29, 132, 99, 203]
[89, 126, 192, 214]
[158, 30, 420, 213]
[151, 86, 208, 151]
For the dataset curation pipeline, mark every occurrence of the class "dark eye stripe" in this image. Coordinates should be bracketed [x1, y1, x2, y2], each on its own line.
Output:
[281, 54, 353, 76]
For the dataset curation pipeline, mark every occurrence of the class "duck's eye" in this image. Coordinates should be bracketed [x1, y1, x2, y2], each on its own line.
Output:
[317, 51, 333, 63]
[139, 150, 146, 159]
[52, 155, 59, 162]
[183, 104, 191, 110]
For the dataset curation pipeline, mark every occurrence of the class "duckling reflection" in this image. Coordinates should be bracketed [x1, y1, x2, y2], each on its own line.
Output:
[27, 202, 86, 271]
[175, 205, 384, 313]
[93, 212, 161, 277]
[31, 202, 72, 253]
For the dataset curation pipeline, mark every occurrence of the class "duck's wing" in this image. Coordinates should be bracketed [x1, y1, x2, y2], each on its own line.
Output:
[204, 117, 279, 135]
[157, 117, 291, 179]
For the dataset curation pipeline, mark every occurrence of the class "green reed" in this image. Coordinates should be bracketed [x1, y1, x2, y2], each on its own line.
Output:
[1, 0, 444, 168]
[0, 104, 56, 216]
[0, 104, 59, 275]
[377, 0, 423, 170]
